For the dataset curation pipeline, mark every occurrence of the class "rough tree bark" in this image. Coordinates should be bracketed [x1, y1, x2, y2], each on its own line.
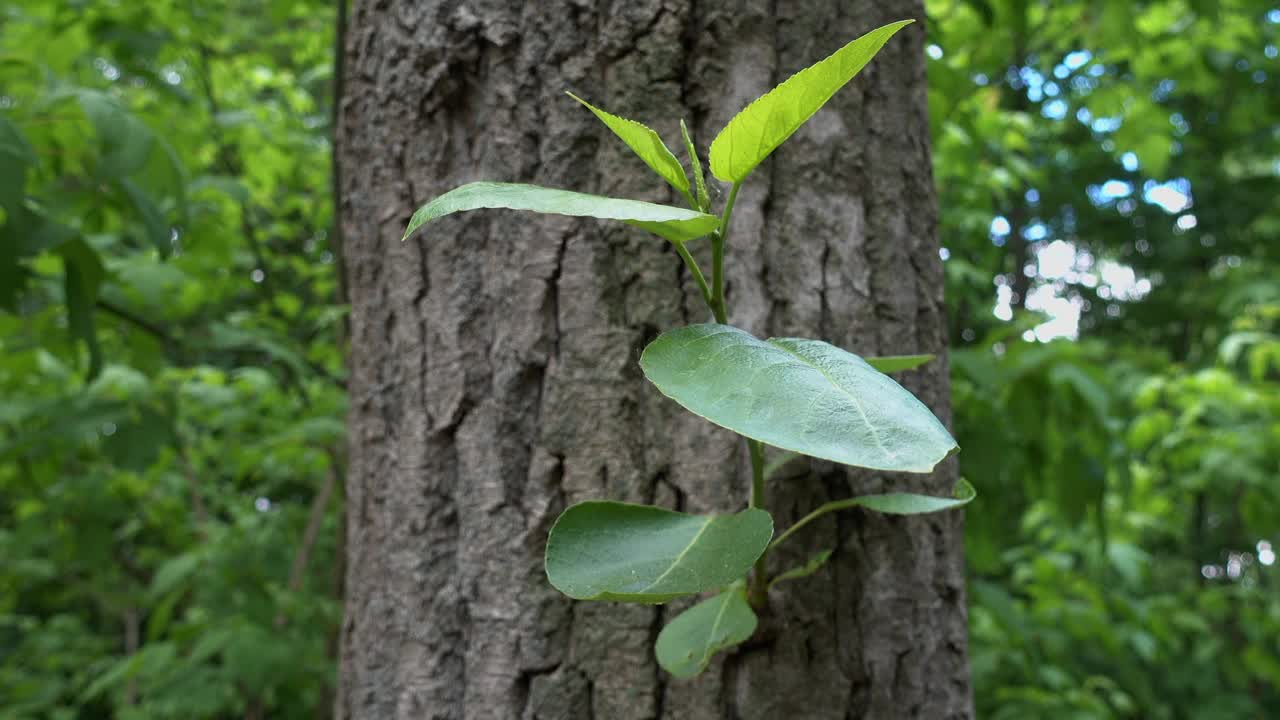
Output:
[336, 1, 970, 718]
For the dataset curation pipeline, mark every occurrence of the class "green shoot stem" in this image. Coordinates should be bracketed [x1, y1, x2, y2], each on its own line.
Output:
[710, 182, 741, 325]
[766, 497, 864, 555]
[705, 180, 765, 606]
[747, 439, 768, 607]
[676, 178, 765, 604]
[710, 233, 727, 324]
[674, 242, 713, 311]
[681, 187, 698, 211]
[748, 440, 766, 510]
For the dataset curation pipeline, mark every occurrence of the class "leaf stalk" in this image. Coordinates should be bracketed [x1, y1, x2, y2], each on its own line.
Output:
[674, 242, 714, 312]
[709, 181, 741, 325]
[748, 438, 768, 607]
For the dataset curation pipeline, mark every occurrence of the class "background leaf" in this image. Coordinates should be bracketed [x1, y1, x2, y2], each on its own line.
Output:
[544, 501, 772, 603]
[403, 182, 719, 244]
[640, 323, 957, 472]
[0, 115, 35, 212]
[58, 238, 106, 380]
[78, 90, 156, 177]
[118, 178, 172, 258]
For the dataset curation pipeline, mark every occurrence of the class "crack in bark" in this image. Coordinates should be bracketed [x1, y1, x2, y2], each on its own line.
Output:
[649, 603, 669, 719]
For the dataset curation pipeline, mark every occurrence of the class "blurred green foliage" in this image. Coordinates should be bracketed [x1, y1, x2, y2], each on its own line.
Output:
[1, 0, 1277, 718]
[930, 0, 1280, 717]
[0, 1, 344, 717]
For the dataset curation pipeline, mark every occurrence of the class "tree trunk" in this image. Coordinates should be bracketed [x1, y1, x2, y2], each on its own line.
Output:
[336, 1, 970, 718]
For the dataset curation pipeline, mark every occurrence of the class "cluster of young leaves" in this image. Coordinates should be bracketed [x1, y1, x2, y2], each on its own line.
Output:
[404, 20, 975, 678]
[0, 1, 346, 717]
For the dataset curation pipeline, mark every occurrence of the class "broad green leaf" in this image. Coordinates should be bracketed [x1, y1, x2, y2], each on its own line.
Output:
[208, 323, 311, 381]
[769, 549, 833, 589]
[640, 324, 957, 472]
[544, 501, 773, 603]
[403, 182, 719, 244]
[655, 587, 757, 678]
[708, 20, 913, 182]
[567, 92, 690, 198]
[81, 653, 145, 701]
[148, 552, 202, 600]
[1219, 331, 1269, 366]
[190, 174, 251, 203]
[680, 119, 710, 212]
[865, 354, 935, 373]
[78, 90, 155, 177]
[15, 208, 77, 257]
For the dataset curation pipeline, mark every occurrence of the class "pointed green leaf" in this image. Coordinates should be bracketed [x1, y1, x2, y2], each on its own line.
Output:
[680, 119, 711, 212]
[655, 588, 757, 678]
[708, 20, 913, 182]
[837, 478, 976, 515]
[403, 182, 719, 244]
[865, 354, 935, 373]
[769, 549, 833, 589]
[544, 501, 773, 603]
[568, 92, 690, 198]
[768, 480, 976, 551]
[639, 323, 957, 472]
[58, 238, 105, 380]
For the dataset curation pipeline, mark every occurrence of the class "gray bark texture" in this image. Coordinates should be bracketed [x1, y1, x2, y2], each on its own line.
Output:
[336, 1, 970, 718]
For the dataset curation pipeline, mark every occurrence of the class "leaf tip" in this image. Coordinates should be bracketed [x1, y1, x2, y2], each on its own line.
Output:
[401, 211, 426, 242]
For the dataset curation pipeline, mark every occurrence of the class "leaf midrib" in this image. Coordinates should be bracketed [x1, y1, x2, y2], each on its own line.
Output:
[639, 516, 713, 593]
[767, 339, 898, 464]
[698, 592, 734, 669]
